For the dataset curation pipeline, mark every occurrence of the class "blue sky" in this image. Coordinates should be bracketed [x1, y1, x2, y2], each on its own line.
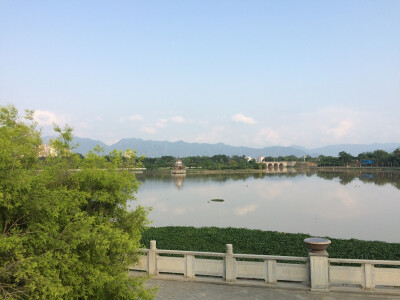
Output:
[1, 1, 399, 148]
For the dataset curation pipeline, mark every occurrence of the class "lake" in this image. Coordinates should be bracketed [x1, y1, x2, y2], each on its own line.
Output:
[131, 170, 400, 243]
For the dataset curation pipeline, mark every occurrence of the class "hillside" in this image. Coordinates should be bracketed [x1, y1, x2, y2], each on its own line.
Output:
[42, 136, 400, 158]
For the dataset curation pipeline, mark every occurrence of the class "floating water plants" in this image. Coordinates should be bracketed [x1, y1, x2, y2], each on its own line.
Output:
[211, 199, 224, 202]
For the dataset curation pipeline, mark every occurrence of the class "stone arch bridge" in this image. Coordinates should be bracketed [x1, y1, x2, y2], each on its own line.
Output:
[263, 161, 297, 169]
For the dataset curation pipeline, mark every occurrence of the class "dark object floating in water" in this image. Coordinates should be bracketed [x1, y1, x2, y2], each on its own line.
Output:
[211, 199, 224, 202]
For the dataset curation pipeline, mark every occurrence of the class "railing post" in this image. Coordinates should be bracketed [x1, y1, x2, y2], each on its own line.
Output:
[225, 244, 236, 282]
[363, 263, 375, 290]
[148, 240, 158, 276]
[185, 255, 195, 278]
[264, 259, 277, 284]
[309, 250, 329, 291]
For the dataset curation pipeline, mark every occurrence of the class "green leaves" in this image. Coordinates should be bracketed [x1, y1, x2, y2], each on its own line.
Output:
[0, 105, 152, 299]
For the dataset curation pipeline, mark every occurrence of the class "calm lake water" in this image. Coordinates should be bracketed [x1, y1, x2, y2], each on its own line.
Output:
[131, 170, 400, 243]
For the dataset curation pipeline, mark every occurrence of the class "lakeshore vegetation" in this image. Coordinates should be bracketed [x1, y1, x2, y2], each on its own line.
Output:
[141, 150, 400, 171]
[141, 226, 400, 261]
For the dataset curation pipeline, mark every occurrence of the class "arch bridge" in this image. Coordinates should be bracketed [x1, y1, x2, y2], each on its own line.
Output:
[263, 161, 297, 169]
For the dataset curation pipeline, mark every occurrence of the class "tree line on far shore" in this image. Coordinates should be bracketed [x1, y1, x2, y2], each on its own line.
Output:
[143, 155, 265, 170]
[315, 149, 400, 167]
[141, 149, 400, 170]
[65, 148, 400, 170]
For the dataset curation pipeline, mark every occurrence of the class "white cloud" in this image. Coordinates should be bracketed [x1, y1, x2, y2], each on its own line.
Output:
[249, 107, 397, 148]
[76, 121, 92, 129]
[140, 126, 157, 134]
[153, 116, 186, 128]
[198, 120, 210, 127]
[326, 119, 353, 138]
[195, 126, 226, 144]
[231, 113, 257, 125]
[170, 116, 185, 123]
[120, 114, 144, 122]
[255, 127, 281, 145]
[128, 114, 144, 121]
[34, 110, 68, 126]
[156, 118, 168, 128]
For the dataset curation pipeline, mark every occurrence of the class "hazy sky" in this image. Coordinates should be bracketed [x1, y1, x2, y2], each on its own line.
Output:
[1, 1, 399, 148]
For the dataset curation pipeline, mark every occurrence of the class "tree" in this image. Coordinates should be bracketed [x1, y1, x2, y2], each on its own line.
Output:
[372, 150, 389, 166]
[338, 151, 354, 166]
[0, 105, 153, 299]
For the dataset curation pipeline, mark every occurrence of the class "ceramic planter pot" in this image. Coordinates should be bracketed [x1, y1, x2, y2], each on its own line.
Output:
[304, 237, 331, 252]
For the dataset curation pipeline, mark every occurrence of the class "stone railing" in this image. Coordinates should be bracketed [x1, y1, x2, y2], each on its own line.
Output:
[130, 240, 400, 294]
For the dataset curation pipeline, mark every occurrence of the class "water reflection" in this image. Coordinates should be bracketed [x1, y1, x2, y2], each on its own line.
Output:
[314, 170, 400, 190]
[133, 170, 400, 242]
[172, 174, 185, 189]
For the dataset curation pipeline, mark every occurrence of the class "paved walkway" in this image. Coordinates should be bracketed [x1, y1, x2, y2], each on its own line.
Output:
[145, 278, 399, 300]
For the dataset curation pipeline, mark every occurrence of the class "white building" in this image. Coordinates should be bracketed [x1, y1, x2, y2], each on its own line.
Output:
[38, 144, 57, 157]
[255, 156, 265, 163]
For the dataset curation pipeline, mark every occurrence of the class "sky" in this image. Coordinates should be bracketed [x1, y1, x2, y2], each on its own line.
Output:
[1, 1, 399, 148]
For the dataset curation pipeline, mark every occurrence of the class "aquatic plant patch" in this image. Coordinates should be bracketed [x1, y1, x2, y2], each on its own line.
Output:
[141, 226, 400, 261]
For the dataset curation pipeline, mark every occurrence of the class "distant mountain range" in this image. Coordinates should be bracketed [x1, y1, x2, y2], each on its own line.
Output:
[42, 136, 400, 158]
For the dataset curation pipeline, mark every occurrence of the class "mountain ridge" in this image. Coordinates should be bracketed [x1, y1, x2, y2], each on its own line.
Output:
[43, 136, 400, 158]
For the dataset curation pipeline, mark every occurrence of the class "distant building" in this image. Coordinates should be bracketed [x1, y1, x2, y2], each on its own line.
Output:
[124, 150, 133, 158]
[255, 156, 265, 163]
[245, 156, 252, 161]
[38, 144, 57, 157]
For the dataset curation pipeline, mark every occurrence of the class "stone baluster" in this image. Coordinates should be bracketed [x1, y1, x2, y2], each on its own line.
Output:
[363, 263, 375, 290]
[264, 259, 277, 284]
[309, 250, 329, 291]
[148, 240, 158, 276]
[225, 244, 236, 282]
[185, 255, 195, 278]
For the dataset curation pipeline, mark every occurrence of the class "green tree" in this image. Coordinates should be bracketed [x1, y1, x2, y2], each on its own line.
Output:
[338, 151, 354, 166]
[372, 150, 389, 167]
[0, 105, 153, 299]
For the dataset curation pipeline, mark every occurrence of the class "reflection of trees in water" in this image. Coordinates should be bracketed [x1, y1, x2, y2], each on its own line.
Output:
[138, 171, 300, 184]
[315, 170, 400, 190]
[137, 170, 400, 190]
[186, 172, 300, 183]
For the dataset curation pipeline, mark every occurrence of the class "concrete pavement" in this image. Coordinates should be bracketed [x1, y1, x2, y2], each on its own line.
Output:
[144, 277, 399, 300]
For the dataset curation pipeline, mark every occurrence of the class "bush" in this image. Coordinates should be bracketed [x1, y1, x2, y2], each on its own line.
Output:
[0, 105, 153, 299]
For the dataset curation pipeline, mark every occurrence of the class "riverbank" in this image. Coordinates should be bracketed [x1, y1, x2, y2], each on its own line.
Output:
[140, 226, 400, 260]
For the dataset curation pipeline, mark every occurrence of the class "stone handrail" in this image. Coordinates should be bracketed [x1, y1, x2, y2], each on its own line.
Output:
[233, 253, 308, 261]
[131, 240, 400, 294]
[329, 258, 400, 265]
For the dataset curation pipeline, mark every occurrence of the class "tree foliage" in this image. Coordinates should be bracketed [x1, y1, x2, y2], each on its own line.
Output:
[143, 155, 265, 170]
[316, 149, 400, 167]
[0, 105, 153, 299]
